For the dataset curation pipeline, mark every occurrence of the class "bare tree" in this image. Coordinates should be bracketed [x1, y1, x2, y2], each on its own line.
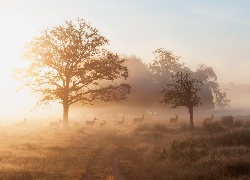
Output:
[160, 71, 203, 127]
[16, 18, 130, 127]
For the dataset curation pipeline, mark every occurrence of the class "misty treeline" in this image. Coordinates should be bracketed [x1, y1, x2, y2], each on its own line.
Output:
[94, 50, 228, 117]
[15, 18, 228, 127]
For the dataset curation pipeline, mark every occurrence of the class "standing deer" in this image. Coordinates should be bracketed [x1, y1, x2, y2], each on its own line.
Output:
[117, 117, 125, 126]
[203, 115, 214, 124]
[15, 118, 28, 127]
[134, 114, 145, 124]
[100, 120, 107, 127]
[169, 115, 178, 123]
[86, 118, 97, 126]
[50, 119, 63, 127]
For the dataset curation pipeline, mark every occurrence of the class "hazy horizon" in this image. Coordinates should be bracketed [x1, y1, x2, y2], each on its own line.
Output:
[0, 0, 249, 123]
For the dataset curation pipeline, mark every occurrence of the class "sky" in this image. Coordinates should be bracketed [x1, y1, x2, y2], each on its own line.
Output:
[0, 0, 250, 83]
[0, 0, 249, 121]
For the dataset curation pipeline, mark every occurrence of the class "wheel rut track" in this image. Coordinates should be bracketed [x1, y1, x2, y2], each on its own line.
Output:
[81, 136, 126, 180]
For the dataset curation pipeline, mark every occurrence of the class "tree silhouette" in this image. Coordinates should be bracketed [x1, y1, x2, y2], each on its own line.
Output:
[122, 55, 156, 110]
[160, 71, 203, 127]
[16, 18, 130, 127]
[148, 48, 185, 84]
[215, 90, 230, 110]
[195, 64, 229, 110]
[149, 49, 229, 116]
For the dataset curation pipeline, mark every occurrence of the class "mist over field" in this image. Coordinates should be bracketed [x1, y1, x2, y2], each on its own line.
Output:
[0, 0, 249, 179]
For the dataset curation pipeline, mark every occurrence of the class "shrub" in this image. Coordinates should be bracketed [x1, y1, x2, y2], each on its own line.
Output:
[223, 160, 250, 177]
[244, 120, 250, 129]
[234, 119, 244, 127]
[167, 138, 212, 163]
[180, 124, 195, 132]
[202, 120, 224, 133]
[220, 115, 234, 127]
[212, 130, 250, 146]
[134, 124, 152, 132]
[153, 123, 169, 133]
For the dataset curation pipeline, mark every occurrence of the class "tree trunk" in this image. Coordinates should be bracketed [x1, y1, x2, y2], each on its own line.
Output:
[188, 105, 194, 128]
[63, 103, 69, 128]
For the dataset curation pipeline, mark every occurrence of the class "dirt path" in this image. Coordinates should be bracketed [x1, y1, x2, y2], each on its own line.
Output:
[110, 153, 126, 180]
[81, 135, 126, 180]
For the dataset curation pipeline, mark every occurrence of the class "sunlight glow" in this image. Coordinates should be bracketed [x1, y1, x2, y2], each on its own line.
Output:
[0, 8, 49, 123]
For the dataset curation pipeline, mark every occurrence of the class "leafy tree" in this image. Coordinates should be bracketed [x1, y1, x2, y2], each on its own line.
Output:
[160, 71, 203, 127]
[215, 90, 230, 109]
[122, 56, 156, 110]
[195, 64, 229, 110]
[149, 49, 229, 122]
[148, 48, 185, 84]
[89, 55, 157, 114]
[16, 18, 130, 127]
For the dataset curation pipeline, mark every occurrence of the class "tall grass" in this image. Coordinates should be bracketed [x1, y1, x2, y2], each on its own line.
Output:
[114, 122, 250, 180]
[0, 119, 249, 179]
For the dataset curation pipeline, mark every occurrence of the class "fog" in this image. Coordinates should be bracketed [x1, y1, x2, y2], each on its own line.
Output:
[0, 55, 248, 129]
[65, 55, 250, 127]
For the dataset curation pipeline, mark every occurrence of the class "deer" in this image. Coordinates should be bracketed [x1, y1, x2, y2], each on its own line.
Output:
[86, 118, 97, 126]
[203, 114, 214, 124]
[15, 118, 28, 127]
[100, 120, 107, 127]
[50, 119, 63, 127]
[117, 117, 125, 126]
[169, 114, 178, 123]
[134, 114, 145, 124]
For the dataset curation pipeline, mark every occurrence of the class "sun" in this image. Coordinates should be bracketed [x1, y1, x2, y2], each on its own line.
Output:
[0, 17, 26, 93]
[0, 6, 36, 122]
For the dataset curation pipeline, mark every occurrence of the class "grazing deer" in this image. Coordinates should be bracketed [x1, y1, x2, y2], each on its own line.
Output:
[117, 117, 125, 126]
[134, 114, 145, 124]
[86, 118, 97, 126]
[169, 115, 178, 123]
[100, 120, 107, 127]
[203, 115, 214, 124]
[50, 119, 63, 127]
[15, 118, 28, 127]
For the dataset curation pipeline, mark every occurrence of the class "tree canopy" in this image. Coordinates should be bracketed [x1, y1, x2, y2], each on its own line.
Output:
[148, 48, 185, 84]
[149, 49, 228, 111]
[16, 18, 130, 127]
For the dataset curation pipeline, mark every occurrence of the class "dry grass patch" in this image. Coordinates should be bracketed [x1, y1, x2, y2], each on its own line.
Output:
[0, 121, 249, 179]
[0, 126, 100, 179]
[113, 123, 250, 180]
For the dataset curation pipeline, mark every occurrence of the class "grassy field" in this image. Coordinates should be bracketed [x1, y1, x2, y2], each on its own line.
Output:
[0, 116, 249, 180]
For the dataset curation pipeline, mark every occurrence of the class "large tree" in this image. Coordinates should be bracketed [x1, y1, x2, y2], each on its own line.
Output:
[16, 18, 130, 127]
[149, 49, 228, 126]
[160, 71, 203, 127]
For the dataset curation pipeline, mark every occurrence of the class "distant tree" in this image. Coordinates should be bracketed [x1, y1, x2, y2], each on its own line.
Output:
[195, 64, 229, 110]
[215, 90, 230, 109]
[160, 71, 203, 127]
[149, 49, 229, 113]
[16, 18, 130, 127]
[148, 48, 185, 84]
[90, 55, 157, 114]
[123, 56, 156, 110]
